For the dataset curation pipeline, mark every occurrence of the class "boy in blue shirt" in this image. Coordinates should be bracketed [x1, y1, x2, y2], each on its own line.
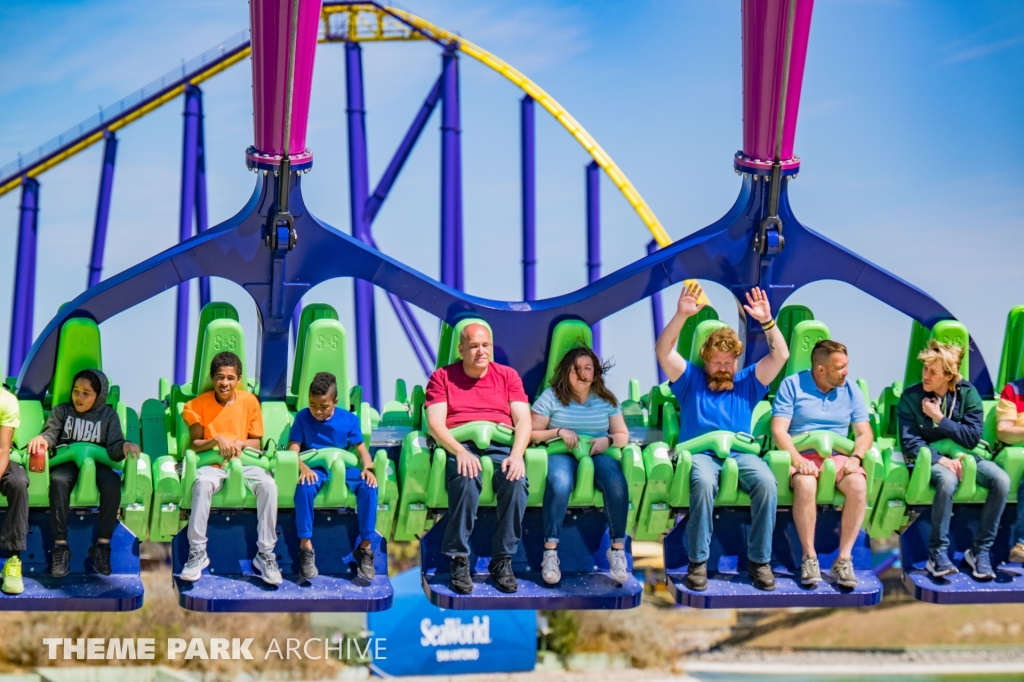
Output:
[288, 372, 378, 581]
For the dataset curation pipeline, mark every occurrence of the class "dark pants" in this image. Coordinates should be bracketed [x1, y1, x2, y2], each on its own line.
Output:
[442, 443, 528, 558]
[930, 459, 1009, 555]
[0, 463, 29, 552]
[50, 461, 122, 542]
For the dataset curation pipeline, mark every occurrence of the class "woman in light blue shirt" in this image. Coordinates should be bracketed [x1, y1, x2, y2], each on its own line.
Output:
[531, 347, 630, 585]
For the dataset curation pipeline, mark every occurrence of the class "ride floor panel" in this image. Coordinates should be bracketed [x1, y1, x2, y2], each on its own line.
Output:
[664, 508, 883, 609]
[0, 511, 143, 611]
[901, 504, 1024, 604]
[421, 508, 643, 610]
[172, 510, 393, 612]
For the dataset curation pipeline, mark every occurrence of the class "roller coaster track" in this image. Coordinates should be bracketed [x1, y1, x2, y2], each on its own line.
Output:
[0, 2, 673, 248]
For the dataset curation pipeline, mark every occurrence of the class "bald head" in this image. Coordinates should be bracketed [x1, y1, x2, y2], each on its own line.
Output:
[458, 323, 493, 376]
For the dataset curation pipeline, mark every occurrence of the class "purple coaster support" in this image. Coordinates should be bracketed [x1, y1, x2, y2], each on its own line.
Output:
[88, 132, 118, 288]
[9, 177, 39, 378]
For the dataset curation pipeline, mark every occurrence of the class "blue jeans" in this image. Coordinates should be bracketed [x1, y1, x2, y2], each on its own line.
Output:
[294, 467, 378, 545]
[442, 443, 528, 558]
[688, 453, 778, 565]
[930, 459, 1009, 555]
[543, 453, 629, 545]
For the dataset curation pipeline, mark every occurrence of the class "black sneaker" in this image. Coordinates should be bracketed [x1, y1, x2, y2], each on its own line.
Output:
[89, 543, 112, 576]
[298, 548, 318, 580]
[748, 561, 776, 591]
[353, 546, 375, 581]
[488, 556, 518, 593]
[51, 544, 71, 578]
[686, 561, 708, 591]
[449, 556, 473, 594]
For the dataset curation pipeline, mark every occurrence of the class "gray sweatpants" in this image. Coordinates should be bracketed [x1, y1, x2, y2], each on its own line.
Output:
[187, 465, 279, 555]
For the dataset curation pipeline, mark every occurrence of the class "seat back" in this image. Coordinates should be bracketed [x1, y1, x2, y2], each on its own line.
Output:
[189, 302, 239, 394]
[295, 318, 350, 412]
[768, 305, 815, 396]
[677, 306, 720, 362]
[536, 320, 593, 398]
[783, 320, 831, 377]
[440, 318, 493, 366]
[290, 304, 340, 395]
[997, 305, 1024, 393]
[436, 322, 456, 370]
[192, 309, 247, 396]
[50, 318, 103, 407]
[903, 319, 970, 389]
[687, 319, 730, 368]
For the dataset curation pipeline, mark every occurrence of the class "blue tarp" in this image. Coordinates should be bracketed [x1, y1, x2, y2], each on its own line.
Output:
[367, 568, 536, 676]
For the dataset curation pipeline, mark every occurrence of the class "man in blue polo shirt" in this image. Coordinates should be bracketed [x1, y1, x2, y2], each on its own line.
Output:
[771, 339, 873, 588]
[656, 283, 790, 592]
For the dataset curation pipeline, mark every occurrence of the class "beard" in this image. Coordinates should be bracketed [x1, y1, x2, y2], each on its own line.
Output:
[707, 371, 735, 392]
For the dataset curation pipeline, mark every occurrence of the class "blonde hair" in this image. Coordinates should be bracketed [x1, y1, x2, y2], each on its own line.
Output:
[917, 340, 964, 389]
[700, 328, 744, 363]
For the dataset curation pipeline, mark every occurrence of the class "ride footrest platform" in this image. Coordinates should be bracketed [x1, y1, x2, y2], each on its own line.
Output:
[172, 510, 393, 612]
[900, 504, 1024, 604]
[421, 508, 642, 610]
[665, 508, 883, 608]
[0, 511, 143, 611]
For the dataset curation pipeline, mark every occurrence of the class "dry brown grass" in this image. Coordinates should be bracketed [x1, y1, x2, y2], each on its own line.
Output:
[0, 568, 349, 680]
[744, 601, 1024, 649]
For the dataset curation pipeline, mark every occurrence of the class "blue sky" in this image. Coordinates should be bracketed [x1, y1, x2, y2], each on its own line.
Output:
[1, 0, 1023, 408]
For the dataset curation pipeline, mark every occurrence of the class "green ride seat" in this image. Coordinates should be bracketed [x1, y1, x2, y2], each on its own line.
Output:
[2, 317, 150, 539]
[865, 319, 1023, 538]
[281, 307, 396, 537]
[533, 319, 647, 532]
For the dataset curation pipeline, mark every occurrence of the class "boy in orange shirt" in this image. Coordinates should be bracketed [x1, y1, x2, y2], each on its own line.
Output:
[177, 352, 281, 585]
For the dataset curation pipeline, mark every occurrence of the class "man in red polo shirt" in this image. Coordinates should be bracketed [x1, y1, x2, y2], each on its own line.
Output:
[425, 323, 532, 595]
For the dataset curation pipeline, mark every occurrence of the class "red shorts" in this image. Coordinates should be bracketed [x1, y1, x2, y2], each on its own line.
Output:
[790, 453, 865, 484]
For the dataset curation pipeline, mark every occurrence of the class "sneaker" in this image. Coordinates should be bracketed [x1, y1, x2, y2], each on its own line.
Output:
[353, 546, 376, 581]
[449, 555, 473, 594]
[51, 544, 71, 579]
[252, 552, 283, 585]
[686, 561, 708, 591]
[179, 548, 209, 582]
[607, 548, 630, 583]
[800, 556, 822, 586]
[830, 557, 858, 588]
[1009, 542, 1024, 564]
[748, 561, 776, 591]
[964, 548, 996, 581]
[926, 551, 958, 578]
[489, 556, 518, 593]
[1, 555, 23, 595]
[88, 543, 112, 576]
[298, 548, 318, 580]
[541, 549, 561, 585]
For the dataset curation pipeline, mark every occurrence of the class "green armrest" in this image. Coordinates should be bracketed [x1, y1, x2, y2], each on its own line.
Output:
[635, 442, 673, 540]
[524, 447, 546, 506]
[996, 446, 1024, 501]
[773, 432, 882, 509]
[790, 431, 855, 457]
[906, 445, 981, 505]
[395, 432, 432, 541]
[180, 451, 248, 509]
[929, 438, 992, 461]
[195, 449, 272, 471]
[449, 421, 515, 448]
[271, 447, 299, 508]
[545, 437, 622, 462]
[49, 442, 138, 507]
[677, 430, 762, 458]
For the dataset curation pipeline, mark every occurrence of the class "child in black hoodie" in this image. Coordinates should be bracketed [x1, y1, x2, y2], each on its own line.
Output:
[27, 369, 140, 576]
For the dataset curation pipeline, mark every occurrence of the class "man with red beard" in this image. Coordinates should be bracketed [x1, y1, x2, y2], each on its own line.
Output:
[656, 283, 790, 591]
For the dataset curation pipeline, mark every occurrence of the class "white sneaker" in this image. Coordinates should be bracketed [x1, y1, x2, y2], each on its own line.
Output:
[180, 548, 209, 582]
[607, 548, 630, 583]
[253, 552, 283, 585]
[541, 549, 561, 585]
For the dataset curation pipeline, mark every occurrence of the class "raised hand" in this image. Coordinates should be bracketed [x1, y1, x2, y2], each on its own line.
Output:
[743, 287, 773, 324]
[676, 282, 706, 318]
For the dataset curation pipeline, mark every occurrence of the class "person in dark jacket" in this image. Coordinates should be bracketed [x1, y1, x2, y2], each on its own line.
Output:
[27, 369, 140, 577]
[897, 340, 1008, 581]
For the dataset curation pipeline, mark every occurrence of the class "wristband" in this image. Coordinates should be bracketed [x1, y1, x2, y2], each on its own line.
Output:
[761, 318, 776, 331]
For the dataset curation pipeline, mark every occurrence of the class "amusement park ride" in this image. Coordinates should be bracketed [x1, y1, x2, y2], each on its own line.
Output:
[1, 0, 1022, 613]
